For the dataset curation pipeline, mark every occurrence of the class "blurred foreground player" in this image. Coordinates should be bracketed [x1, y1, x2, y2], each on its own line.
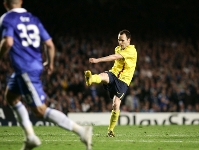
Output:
[0, 0, 92, 149]
[85, 29, 137, 137]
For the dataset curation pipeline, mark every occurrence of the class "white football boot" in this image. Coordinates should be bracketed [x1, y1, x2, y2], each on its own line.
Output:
[21, 135, 41, 150]
[80, 126, 93, 150]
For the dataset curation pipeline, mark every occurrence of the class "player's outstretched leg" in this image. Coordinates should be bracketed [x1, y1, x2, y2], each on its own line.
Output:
[21, 135, 41, 150]
[84, 70, 92, 86]
[44, 107, 93, 150]
[80, 126, 93, 150]
[84, 70, 102, 86]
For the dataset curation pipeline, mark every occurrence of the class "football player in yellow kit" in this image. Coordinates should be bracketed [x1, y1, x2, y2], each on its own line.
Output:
[85, 29, 137, 137]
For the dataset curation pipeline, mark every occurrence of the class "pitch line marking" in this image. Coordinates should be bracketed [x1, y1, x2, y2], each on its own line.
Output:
[1, 139, 199, 143]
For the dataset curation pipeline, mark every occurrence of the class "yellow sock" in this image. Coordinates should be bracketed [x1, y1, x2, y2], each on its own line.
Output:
[108, 110, 120, 131]
[92, 74, 101, 83]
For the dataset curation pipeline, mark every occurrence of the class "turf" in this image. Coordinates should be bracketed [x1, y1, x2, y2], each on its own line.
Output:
[0, 125, 199, 150]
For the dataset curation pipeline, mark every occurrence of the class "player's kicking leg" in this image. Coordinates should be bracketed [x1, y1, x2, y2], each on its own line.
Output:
[84, 70, 102, 86]
[84, 70, 92, 86]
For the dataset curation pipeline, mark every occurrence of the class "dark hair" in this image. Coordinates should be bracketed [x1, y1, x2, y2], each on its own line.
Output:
[119, 29, 131, 40]
[4, 0, 20, 5]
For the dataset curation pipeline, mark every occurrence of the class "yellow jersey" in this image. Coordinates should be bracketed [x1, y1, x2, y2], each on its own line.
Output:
[109, 45, 137, 86]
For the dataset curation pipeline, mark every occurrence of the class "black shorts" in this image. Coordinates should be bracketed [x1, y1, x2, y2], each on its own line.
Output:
[103, 72, 128, 100]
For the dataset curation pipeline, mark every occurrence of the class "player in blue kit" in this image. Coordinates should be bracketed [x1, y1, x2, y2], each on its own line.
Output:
[0, 0, 92, 150]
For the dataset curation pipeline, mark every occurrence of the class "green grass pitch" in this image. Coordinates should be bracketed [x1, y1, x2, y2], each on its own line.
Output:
[0, 125, 199, 150]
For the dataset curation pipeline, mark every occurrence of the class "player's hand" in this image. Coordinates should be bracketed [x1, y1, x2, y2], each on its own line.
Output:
[43, 61, 48, 66]
[47, 64, 54, 75]
[89, 58, 99, 63]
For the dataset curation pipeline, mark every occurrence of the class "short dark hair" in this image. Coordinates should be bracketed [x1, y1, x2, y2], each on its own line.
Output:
[4, 0, 20, 5]
[119, 29, 131, 40]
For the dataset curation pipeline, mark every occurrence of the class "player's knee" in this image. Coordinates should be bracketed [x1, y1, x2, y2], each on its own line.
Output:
[5, 89, 20, 106]
[112, 104, 114, 109]
[32, 105, 47, 118]
[112, 103, 117, 110]
[112, 97, 121, 111]
[5, 92, 10, 104]
[99, 72, 109, 83]
[34, 112, 44, 118]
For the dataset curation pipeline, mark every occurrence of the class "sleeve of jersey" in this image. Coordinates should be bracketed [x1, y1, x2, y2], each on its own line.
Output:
[37, 22, 51, 42]
[1, 22, 14, 38]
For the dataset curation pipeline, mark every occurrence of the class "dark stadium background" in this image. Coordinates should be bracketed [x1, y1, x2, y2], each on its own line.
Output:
[0, 0, 198, 38]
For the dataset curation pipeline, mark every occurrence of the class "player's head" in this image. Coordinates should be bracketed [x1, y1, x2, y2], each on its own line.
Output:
[118, 29, 131, 50]
[3, 0, 22, 11]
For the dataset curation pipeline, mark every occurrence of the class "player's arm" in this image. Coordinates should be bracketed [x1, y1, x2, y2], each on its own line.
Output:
[89, 54, 123, 63]
[43, 39, 55, 74]
[0, 36, 13, 59]
[42, 44, 48, 66]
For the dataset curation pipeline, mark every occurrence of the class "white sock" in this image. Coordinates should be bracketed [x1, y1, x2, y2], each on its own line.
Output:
[13, 101, 35, 137]
[44, 107, 84, 136]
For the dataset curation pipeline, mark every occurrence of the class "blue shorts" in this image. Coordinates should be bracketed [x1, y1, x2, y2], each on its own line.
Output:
[7, 72, 46, 107]
[103, 72, 128, 100]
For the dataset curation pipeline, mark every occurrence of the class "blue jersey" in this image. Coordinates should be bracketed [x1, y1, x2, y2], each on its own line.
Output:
[0, 8, 51, 75]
